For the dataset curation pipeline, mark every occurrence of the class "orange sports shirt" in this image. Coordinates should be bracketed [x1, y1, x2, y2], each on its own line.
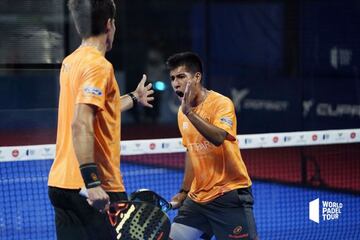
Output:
[178, 91, 251, 203]
[48, 46, 124, 192]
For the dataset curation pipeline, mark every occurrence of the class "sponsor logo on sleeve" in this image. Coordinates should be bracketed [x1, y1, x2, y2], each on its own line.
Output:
[84, 86, 103, 96]
[220, 117, 233, 127]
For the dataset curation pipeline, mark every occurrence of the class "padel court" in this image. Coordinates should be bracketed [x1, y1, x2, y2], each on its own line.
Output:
[1, 149, 359, 239]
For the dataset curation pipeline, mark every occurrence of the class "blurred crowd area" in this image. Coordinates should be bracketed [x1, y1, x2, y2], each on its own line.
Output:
[0, 0, 359, 145]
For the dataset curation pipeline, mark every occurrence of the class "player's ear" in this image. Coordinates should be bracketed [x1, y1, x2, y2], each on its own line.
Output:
[194, 72, 202, 83]
[105, 18, 112, 33]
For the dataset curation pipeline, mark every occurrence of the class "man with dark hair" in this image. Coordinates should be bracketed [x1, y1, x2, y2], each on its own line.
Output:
[167, 52, 258, 240]
[47, 0, 154, 239]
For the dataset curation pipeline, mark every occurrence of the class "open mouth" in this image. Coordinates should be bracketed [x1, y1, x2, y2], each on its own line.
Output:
[175, 91, 184, 97]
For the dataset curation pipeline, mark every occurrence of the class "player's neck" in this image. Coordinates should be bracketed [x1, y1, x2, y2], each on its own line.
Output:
[81, 36, 107, 55]
[193, 87, 209, 107]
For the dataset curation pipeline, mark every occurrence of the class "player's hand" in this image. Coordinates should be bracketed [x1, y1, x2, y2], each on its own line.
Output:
[133, 74, 154, 108]
[181, 81, 192, 116]
[86, 186, 110, 212]
[170, 192, 187, 209]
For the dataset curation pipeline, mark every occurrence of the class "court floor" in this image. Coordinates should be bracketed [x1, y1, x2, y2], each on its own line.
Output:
[0, 160, 359, 239]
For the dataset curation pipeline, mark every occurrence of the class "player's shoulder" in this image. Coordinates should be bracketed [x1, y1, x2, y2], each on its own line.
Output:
[66, 47, 113, 71]
[208, 90, 233, 105]
[85, 51, 112, 70]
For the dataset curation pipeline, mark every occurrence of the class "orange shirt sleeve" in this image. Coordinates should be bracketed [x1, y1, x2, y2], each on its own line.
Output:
[76, 60, 111, 110]
[212, 97, 237, 140]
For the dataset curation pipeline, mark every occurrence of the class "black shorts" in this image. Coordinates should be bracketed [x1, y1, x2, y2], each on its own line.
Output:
[48, 186, 127, 240]
[173, 187, 258, 240]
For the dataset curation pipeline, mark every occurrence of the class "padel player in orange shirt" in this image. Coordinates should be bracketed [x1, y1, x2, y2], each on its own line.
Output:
[47, 1, 153, 239]
[167, 52, 258, 240]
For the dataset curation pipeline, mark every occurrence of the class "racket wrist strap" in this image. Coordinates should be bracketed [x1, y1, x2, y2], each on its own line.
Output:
[80, 163, 101, 188]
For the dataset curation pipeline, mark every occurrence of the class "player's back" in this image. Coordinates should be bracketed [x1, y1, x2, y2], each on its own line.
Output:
[49, 46, 112, 189]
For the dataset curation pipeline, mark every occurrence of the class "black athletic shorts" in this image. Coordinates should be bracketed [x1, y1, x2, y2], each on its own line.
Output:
[173, 187, 258, 240]
[48, 186, 127, 240]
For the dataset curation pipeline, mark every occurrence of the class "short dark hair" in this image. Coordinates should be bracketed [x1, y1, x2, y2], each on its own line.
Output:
[68, 0, 116, 39]
[166, 52, 203, 75]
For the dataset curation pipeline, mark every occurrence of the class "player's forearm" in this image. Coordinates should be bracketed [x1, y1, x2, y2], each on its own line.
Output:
[186, 111, 227, 146]
[72, 104, 102, 189]
[72, 121, 95, 165]
[181, 152, 194, 191]
[120, 92, 137, 112]
[181, 171, 193, 192]
[181, 181, 193, 193]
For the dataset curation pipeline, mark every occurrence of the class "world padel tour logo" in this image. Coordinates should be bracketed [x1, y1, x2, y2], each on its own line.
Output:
[309, 198, 343, 223]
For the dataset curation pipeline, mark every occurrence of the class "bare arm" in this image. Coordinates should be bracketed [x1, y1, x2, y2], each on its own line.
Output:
[72, 104, 96, 165]
[72, 103, 109, 211]
[171, 151, 193, 208]
[181, 151, 194, 192]
[121, 74, 154, 112]
[181, 82, 227, 146]
[120, 93, 135, 112]
[186, 111, 227, 146]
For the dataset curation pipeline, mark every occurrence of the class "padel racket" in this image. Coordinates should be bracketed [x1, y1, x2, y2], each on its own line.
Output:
[80, 188, 170, 240]
[130, 189, 175, 212]
[107, 201, 170, 240]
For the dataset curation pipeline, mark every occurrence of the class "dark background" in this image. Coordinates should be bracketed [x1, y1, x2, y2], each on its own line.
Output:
[0, 0, 359, 145]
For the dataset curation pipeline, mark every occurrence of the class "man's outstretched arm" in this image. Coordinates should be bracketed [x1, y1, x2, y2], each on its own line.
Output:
[120, 74, 154, 112]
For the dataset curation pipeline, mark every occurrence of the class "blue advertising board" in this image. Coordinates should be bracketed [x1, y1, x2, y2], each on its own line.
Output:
[191, 1, 360, 133]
